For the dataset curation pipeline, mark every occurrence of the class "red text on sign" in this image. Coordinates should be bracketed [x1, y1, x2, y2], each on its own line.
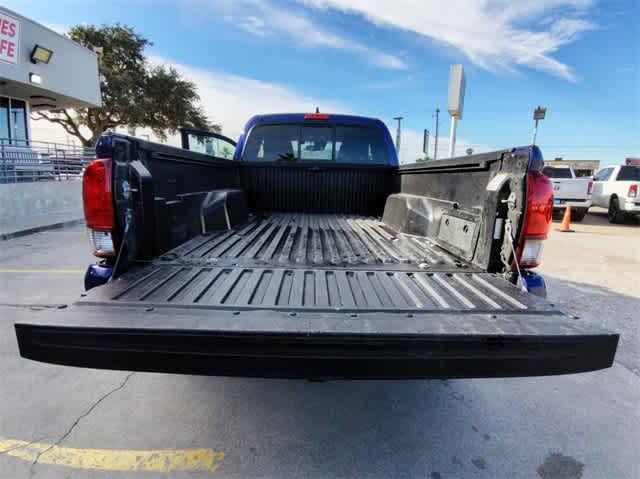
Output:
[0, 39, 15, 58]
[0, 19, 16, 37]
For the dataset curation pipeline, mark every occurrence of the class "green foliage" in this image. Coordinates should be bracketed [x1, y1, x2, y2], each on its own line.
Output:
[220, 146, 233, 159]
[33, 24, 218, 146]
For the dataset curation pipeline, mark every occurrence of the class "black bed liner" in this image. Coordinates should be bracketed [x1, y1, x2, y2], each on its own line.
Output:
[15, 217, 620, 380]
[160, 213, 467, 271]
[80, 212, 537, 313]
[84, 266, 539, 313]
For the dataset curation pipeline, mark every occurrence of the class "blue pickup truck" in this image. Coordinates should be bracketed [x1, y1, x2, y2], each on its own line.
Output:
[14, 113, 618, 379]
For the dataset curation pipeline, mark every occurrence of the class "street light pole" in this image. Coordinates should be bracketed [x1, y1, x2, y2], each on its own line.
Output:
[532, 106, 546, 146]
[423, 129, 430, 159]
[393, 116, 403, 154]
[433, 108, 440, 161]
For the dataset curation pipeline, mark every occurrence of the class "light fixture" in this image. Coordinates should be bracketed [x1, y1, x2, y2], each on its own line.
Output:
[30, 44, 53, 64]
[29, 73, 42, 85]
[533, 106, 546, 121]
[531, 105, 547, 146]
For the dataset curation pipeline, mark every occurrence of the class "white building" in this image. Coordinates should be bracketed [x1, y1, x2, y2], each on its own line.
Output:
[0, 7, 100, 145]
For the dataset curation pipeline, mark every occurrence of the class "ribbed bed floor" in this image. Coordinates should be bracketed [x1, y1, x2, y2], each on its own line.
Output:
[161, 212, 470, 271]
[84, 214, 543, 312]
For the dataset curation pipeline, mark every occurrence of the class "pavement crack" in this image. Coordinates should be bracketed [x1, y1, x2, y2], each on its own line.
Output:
[28, 372, 135, 477]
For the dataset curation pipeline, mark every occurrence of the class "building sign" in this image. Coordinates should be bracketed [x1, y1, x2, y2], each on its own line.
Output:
[0, 11, 20, 65]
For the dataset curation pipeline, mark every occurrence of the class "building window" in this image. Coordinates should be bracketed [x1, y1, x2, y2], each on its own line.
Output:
[0, 96, 29, 145]
[0, 97, 9, 140]
[10, 99, 27, 144]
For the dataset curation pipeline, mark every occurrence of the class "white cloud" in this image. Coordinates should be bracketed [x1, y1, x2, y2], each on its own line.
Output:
[390, 126, 494, 164]
[30, 56, 350, 144]
[300, 0, 596, 81]
[221, 0, 407, 70]
[148, 56, 350, 138]
[29, 56, 491, 159]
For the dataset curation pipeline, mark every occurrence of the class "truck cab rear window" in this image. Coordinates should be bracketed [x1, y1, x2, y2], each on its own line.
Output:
[542, 167, 572, 179]
[242, 124, 390, 164]
[617, 166, 640, 181]
[300, 126, 333, 161]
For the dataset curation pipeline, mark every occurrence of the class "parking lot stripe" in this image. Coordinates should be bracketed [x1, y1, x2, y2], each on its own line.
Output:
[0, 269, 83, 274]
[0, 437, 224, 473]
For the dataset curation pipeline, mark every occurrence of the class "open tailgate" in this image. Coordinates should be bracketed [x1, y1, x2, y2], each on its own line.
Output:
[13, 268, 618, 379]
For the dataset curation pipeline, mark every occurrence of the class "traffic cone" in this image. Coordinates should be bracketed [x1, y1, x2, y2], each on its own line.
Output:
[557, 205, 574, 232]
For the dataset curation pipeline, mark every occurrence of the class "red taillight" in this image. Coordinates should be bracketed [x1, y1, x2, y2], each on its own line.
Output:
[83, 158, 114, 230]
[83, 158, 115, 257]
[304, 113, 330, 121]
[629, 184, 638, 198]
[517, 171, 553, 268]
[587, 181, 593, 195]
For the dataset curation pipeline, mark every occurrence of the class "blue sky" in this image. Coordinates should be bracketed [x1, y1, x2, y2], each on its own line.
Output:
[7, 0, 640, 164]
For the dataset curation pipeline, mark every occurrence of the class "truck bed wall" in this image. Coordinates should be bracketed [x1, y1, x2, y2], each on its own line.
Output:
[387, 154, 521, 269]
[111, 135, 527, 272]
[239, 162, 395, 215]
[115, 137, 397, 258]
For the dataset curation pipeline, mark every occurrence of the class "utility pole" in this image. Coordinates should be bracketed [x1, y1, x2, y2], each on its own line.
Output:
[393, 116, 403, 154]
[433, 108, 440, 160]
[423, 129, 430, 159]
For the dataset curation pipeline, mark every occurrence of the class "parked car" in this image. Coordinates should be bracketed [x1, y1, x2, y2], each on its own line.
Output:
[13, 113, 618, 379]
[542, 166, 592, 222]
[591, 165, 640, 223]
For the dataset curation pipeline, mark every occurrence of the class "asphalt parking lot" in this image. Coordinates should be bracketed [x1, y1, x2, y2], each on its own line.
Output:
[1, 208, 638, 479]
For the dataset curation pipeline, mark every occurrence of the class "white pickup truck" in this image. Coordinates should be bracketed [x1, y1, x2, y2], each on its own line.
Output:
[591, 165, 640, 223]
[542, 166, 592, 222]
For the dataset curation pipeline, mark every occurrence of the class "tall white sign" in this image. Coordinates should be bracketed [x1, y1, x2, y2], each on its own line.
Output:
[0, 11, 20, 65]
[447, 64, 465, 120]
[447, 64, 465, 157]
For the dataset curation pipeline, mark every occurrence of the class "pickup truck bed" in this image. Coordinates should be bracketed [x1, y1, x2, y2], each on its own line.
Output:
[17, 212, 617, 379]
[160, 212, 468, 270]
[77, 213, 530, 312]
[21, 204, 558, 312]
[13, 123, 619, 379]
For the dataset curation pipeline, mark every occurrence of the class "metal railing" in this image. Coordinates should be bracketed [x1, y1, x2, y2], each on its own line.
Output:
[0, 138, 96, 183]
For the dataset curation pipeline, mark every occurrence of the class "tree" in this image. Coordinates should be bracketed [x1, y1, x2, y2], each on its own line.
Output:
[33, 24, 218, 147]
[220, 146, 233, 160]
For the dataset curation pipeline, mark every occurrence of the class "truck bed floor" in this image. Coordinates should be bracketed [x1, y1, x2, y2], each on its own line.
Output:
[160, 213, 469, 271]
[81, 213, 544, 313]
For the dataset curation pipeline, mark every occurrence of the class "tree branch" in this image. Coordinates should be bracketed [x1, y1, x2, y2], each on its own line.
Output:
[32, 112, 76, 137]
[62, 109, 89, 143]
[32, 110, 91, 145]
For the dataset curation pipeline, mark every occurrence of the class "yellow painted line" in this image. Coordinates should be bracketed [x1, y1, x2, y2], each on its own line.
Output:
[0, 269, 83, 274]
[0, 437, 224, 473]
